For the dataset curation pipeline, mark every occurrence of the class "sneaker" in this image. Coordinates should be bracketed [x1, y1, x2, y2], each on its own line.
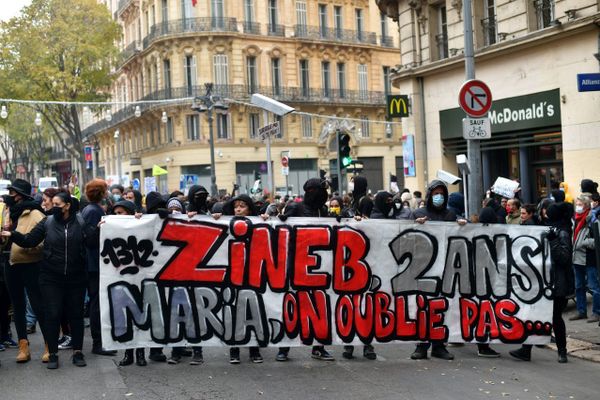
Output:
[431, 346, 454, 360]
[569, 313, 587, 321]
[2, 338, 18, 348]
[478, 346, 501, 358]
[0, 343, 5, 351]
[190, 349, 203, 365]
[167, 353, 182, 365]
[47, 354, 59, 369]
[230, 348, 240, 364]
[250, 349, 263, 364]
[72, 352, 87, 367]
[58, 335, 72, 350]
[275, 350, 288, 362]
[311, 347, 334, 361]
[509, 347, 531, 361]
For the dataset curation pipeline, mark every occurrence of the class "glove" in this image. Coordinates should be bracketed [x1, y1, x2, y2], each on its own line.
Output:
[546, 227, 558, 241]
[157, 208, 170, 219]
[278, 214, 288, 222]
[335, 215, 342, 223]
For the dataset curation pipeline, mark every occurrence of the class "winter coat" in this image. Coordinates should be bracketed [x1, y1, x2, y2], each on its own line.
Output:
[506, 212, 521, 225]
[412, 180, 457, 222]
[81, 203, 105, 273]
[573, 213, 596, 266]
[283, 201, 329, 218]
[11, 213, 96, 277]
[9, 208, 45, 265]
[550, 228, 575, 298]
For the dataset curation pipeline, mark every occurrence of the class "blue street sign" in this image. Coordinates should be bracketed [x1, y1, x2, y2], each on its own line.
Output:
[132, 178, 140, 191]
[577, 73, 600, 92]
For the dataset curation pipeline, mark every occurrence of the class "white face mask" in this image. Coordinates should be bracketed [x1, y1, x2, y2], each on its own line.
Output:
[575, 206, 584, 214]
[394, 203, 402, 210]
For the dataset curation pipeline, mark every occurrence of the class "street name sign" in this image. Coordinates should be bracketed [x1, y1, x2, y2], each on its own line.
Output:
[577, 73, 600, 92]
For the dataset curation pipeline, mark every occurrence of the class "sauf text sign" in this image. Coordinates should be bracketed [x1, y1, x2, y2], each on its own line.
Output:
[100, 215, 554, 349]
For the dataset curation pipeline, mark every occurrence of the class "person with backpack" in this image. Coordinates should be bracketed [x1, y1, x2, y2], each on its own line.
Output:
[1, 191, 97, 369]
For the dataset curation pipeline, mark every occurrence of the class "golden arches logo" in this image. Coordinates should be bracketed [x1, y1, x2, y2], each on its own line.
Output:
[387, 96, 408, 117]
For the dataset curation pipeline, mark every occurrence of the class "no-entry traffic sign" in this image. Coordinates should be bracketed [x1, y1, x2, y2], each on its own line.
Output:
[458, 80, 492, 117]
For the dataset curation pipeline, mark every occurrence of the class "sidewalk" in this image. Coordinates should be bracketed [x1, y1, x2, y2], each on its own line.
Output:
[550, 295, 600, 362]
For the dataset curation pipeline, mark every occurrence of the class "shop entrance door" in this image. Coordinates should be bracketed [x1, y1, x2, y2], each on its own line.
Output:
[533, 164, 563, 201]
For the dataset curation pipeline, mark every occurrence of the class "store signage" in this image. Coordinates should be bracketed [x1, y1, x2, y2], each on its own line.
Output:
[577, 73, 600, 92]
[386, 95, 410, 118]
[440, 89, 561, 140]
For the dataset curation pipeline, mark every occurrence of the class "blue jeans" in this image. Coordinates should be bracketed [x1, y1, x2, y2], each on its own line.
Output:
[573, 263, 600, 316]
[25, 292, 37, 326]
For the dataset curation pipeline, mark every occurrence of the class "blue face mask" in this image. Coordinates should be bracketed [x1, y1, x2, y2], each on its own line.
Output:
[432, 194, 445, 207]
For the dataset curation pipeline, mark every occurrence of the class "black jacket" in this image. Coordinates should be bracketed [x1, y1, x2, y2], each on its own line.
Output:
[11, 213, 96, 276]
[549, 229, 575, 298]
[412, 179, 457, 222]
[284, 201, 329, 218]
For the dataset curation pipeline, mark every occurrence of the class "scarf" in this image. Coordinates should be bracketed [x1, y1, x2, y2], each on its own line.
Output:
[8, 200, 45, 230]
[574, 208, 590, 242]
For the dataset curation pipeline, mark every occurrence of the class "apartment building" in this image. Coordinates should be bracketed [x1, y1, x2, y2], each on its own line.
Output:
[86, 0, 402, 195]
[378, 0, 600, 202]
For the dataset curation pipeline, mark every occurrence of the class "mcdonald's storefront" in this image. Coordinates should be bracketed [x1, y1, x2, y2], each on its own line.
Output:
[439, 89, 564, 203]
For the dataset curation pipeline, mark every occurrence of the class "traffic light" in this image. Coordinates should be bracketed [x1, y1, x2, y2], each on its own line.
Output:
[338, 133, 352, 169]
[254, 170, 261, 181]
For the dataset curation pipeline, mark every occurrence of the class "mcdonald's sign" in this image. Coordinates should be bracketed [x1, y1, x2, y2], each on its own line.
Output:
[386, 95, 409, 118]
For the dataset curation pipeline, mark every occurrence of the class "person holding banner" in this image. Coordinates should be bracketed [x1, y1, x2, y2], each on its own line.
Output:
[410, 179, 467, 361]
[1, 191, 96, 369]
[277, 178, 334, 362]
[222, 194, 264, 364]
[510, 201, 574, 363]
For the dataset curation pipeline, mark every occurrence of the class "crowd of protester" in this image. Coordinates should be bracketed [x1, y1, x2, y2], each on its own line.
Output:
[0, 174, 598, 369]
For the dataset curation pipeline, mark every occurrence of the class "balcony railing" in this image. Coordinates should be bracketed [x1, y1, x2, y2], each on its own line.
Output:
[115, 0, 135, 19]
[294, 24, 377, 45]
[142, 17, 238, 49]
[82, 85, 385, 137]
[481, 17, 497, 46]
[243, 21, 261, 35]
[267, 24, 285, 36]
[119, 40, 141, 65]
[49, 150, 69, 161]
[380, 35, 394, 47]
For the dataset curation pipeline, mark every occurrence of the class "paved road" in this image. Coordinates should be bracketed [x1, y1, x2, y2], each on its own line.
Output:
[1, 331, 599, 400]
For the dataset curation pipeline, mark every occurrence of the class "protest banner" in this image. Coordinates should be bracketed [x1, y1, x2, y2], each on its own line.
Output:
[491, 177, 520, 199]
[100, 215, 554, 349]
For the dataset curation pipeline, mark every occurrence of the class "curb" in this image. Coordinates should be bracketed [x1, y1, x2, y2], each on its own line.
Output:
[545, 337, 600, 363]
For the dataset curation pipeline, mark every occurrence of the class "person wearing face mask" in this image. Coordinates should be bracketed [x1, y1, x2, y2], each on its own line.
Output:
[0, 179, 48, 364]
[410, 180, 467, 361]
[392, 193, 413, 219]
[186, 185, 210, 217]
[110, 184, 125, 202]
[277, 178, 334, 362]
[166, 197, 186, 215]
[569, 194, 600, 322]
[505, 199, 521, 225]
[1, 191, 97, 369]
[351, 176, 373, 218]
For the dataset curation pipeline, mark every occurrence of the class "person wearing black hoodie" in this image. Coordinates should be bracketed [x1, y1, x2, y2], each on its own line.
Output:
[221, 194, 264, 364]
[2, 191, 97, 369]
[0, 179, 47, 363]
[351, 176, 373, 218]
[411, 180, 466, 361]
[187, 185, 210, 217]
[581, 179, 599, 196]
[342, 191, 396, 361]
[278, 178, 335, 362]
[510, 201, 574, 363]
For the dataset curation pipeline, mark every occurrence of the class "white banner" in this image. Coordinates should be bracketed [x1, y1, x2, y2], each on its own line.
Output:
[100, 215, 554, 349]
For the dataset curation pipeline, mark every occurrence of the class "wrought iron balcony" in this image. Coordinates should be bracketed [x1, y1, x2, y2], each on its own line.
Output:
[481, 17, 497, 46]
[49, 150, 69, 161]
[119, 40, 141, 65]
[380, 35, 394, 47]
[142, 17, 238, 49]
[267, 24, 285, 36]
[294, 24, 377, 45]
[243, 21, 261, 35]
[115, 0, 135, 19]
[82, 85, 385, 137]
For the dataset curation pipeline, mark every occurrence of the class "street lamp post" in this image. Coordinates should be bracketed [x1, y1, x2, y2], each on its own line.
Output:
[192, 83, 229, 197]
[114, 129, 122, 185]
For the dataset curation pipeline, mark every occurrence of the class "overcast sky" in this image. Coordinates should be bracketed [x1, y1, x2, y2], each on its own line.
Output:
[0, 0, 32, 22]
